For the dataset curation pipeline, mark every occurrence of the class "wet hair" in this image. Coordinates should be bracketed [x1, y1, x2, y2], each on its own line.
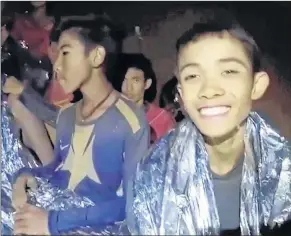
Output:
[113, 53, 157, 103]
[176, 15, 262, 73]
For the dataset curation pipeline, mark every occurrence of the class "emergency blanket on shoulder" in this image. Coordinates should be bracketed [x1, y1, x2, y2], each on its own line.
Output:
[1, 82, 39, 234]
[128, 112, 291, 235]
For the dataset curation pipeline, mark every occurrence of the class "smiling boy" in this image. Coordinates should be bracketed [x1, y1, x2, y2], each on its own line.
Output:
[127, 17, 291, 235]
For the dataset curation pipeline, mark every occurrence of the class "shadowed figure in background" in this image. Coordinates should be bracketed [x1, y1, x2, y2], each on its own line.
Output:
[1, 4, 55, 166]
[159, 76, 185, 123]
[113, 53, 175, 144]
[11, 1, 54, 59]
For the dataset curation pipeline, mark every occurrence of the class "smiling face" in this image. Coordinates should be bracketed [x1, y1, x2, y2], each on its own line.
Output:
[177, 33, 269, 138]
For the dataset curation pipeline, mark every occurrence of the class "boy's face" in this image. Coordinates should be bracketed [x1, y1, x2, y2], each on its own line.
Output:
[54, 29, 92, 94]
[177, 33, 269, 139]
[122, 67, 152, 104]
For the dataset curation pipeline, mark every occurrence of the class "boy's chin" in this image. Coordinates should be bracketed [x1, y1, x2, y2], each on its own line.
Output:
[200, 125, 242, 144]
[62, 87, 75, 95]
[59, 82, 76, 95]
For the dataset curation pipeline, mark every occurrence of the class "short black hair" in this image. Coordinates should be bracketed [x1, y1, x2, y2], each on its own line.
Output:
[49, 27, 60, 43]
[114, 53, 157, 103]
[176, 15, 261, 73]
[58, 16, 123, 79]
[58, 16, 121, 54]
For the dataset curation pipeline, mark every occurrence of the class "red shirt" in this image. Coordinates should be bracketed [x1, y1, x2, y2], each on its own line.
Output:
[146, 103, 176, 143]
[11, 14, 53, 59]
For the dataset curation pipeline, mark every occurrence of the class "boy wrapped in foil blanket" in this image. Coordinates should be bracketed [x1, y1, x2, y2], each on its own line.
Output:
[126, 12, 291, 236]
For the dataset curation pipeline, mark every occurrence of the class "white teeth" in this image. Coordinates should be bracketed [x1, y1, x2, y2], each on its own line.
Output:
[199, 106, 230, 116]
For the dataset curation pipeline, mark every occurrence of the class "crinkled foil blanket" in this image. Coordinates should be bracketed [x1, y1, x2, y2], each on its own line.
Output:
[1, 93, 126, 235]
[128, 112, 291, 235]
[1, 93, 38, 235]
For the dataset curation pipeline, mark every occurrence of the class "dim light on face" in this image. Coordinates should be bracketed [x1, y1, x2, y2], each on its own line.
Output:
[54, 30, 91, 94]
[122, 67, 150, 104]
[177, 33, 269, 139]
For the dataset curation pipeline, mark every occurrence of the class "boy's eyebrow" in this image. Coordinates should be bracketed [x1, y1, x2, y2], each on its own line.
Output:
[179, 63, 200, 73]
[218, 57, 249, 69]
[131, 76, 142, 80]
[179, 57, 249, 73]
[59, 43, 72, 50]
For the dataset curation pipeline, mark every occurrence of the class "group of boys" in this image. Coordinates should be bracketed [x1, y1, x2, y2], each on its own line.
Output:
[3, 9, 291, 236]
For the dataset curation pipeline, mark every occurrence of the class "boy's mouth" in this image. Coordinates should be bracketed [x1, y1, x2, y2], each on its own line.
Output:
[56, 73, 65, 82]
[198, 105, 231, 117]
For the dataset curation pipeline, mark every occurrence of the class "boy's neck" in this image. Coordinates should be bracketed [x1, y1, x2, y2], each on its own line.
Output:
[205, 124, 245, 176]
[81, 71, 112, 106]
[136, 98, 144, 107]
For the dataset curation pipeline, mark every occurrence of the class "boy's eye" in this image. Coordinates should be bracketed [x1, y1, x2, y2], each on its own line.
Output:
[185, 74, 199, 81]
[131, 77, 141, 83]
[222, 70, 239, 76]
[62, 51, 69, 56]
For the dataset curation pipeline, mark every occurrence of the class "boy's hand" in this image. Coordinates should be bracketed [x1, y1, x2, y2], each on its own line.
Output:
[12, 174, 37, 211]
[14, 204, 50, 235]
[3, 76, 24, 95]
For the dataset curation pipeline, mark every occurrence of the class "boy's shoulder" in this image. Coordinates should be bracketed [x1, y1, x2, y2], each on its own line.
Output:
[118, 94, 146, 118]
[138, 118, 190, 167]
[56, 102, 76, 124]
[140, 130, 174, 166]
[115, 95, 148, 135]
[57, 96, 148, 135]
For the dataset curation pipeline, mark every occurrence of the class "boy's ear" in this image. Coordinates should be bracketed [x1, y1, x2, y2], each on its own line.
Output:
[89, 46, 106, 68]
[145, 78, 152, 90]
[251, 71, 270, 100]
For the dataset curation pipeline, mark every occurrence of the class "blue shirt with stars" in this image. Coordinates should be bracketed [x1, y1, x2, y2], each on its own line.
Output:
[15, 96, 150, 234]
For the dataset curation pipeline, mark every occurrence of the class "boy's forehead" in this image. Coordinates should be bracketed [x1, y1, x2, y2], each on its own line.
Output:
[126, 67, 145, 77]
[177, 33, 251, 70]
[58, 29, 83, 49]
